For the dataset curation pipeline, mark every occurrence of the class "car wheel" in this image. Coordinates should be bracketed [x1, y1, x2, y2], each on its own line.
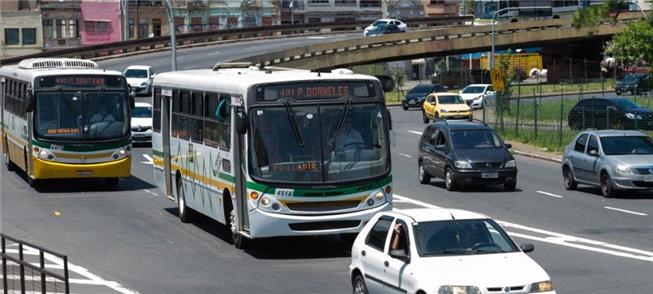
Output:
[418, 160, 432, 184]
[422, 111, 429, 124]
[402, 105, 409, 111]
[563, 167, 577, 190]
[445, 168, 457, 191]
[177, 178, 194, 223]
[352, 274, 369, 294]
[504, 181, 517, 191]
[600, 172, 616, 197]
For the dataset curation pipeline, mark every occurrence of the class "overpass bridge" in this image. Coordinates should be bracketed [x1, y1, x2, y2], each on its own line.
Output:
[236, 12, 643, 71]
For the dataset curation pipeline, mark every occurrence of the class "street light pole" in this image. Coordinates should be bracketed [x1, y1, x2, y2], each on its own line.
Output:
[490, 6, 551, 71]
[164, 0, 177, 71]
[122, 0, 129, 41]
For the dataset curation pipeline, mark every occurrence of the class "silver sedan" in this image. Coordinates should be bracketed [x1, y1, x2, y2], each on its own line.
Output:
[562, 130, 653, 197]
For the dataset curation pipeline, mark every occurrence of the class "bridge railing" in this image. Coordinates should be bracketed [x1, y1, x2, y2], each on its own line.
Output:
[0, 15, 473, 65]
[237, 12, 643, 70]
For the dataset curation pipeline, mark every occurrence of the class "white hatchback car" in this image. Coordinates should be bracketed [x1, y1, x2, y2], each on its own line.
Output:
[124, 65, 154, 96]
[459, 84, 495, 109]
[364, 19, 408, 36]
[350, 209, 556, 294]
[131, 102, 153, 144]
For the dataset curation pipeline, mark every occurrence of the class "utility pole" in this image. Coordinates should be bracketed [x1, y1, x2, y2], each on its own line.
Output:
[164, 0, 177, 71]
[122, 0, 129, 41]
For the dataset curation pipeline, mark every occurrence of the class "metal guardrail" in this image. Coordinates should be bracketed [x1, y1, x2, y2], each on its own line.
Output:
[1, 234, 69, 294]
[236, 12, 643, 70]
[0, 15, 473, 65]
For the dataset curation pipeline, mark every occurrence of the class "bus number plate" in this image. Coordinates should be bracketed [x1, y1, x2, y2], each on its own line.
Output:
[275, 188, 294, 197]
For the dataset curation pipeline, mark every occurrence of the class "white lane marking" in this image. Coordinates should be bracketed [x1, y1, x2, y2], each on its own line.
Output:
[604, 206, 647, 216]
[207, 51, 221, 56]
[307, 36, 327, 39]
[144, 189, 160, 197]
[536, 191, 564, 198]
[392, 194, 653, 262]
[408, 130, 423, 136]
[142, 154, 153, 165]
[398, 153, 412, 158]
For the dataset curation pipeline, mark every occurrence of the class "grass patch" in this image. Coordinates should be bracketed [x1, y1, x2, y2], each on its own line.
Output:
[497, 127, 579, 153]
[512, 80, 615, 96]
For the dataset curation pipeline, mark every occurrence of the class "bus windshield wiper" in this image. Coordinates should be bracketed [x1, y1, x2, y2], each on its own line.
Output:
[284, 100, 304, 148]
[329, 97, 353, 150]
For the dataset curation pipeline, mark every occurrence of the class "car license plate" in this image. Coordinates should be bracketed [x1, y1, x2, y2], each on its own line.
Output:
[644, 176, 653, 182]
[133, 133, 144, 137]
[481, 172, 499, 179]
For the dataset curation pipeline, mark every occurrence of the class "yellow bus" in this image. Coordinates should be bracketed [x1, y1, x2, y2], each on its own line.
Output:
[0, 58, 132, 187]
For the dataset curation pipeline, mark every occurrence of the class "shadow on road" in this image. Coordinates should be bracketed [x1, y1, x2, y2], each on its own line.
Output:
[32, 175, 156, 193]
[429, 180, 523, 193]
[163, 207, 352, 260]
[576, 186, 653, 199]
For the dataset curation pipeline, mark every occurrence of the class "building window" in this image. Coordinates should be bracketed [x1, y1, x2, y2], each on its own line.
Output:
[43, 19, 53, 39]
[152, 19, 162, 36]
[138, 19, 148, 38]
[360, 0, 381, 8]
[308, 0, 329, 5]
[335, 0, 356, 5]
[69, 19, 79, 38]
[56, 19, 66, 38]
[21, 28, 36, 45]
[85, 21, 95, 32]
[129, 19, 135, 38]
[4, 28, 19, 45]
[97, 22, 108, 33]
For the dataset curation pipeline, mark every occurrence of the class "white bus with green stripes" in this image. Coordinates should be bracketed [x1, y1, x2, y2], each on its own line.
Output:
[0, 58, 132, 187]
[151, 64, 393, 248]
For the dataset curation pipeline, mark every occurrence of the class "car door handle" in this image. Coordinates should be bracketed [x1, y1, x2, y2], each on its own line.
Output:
[361, 250, 366, 256]
[384, 261, 389, 267]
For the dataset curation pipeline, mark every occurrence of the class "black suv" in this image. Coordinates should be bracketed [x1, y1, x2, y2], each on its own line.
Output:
[402, 84, 445, 110]
[615, 74, 651, 95]
[417, 120, 517, 191]
[568, 98, 653, 130]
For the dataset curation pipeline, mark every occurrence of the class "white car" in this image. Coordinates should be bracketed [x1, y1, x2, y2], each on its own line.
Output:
[350, 208, 556, 294]
[459, 84, 495, 109]
[364, 19, 408, 36]
[131, 102, 153, 144]
[124, 65, 154, 96]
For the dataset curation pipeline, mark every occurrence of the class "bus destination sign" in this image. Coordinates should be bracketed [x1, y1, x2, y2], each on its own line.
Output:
[38, 75, 124, 88]
[258, 81, 375, 101]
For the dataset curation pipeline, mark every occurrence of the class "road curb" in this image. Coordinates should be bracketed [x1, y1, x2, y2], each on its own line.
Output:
[512, 149, 562, 164]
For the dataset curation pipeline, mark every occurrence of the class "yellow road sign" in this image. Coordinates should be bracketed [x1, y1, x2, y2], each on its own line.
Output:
[491, 69, 505, 92]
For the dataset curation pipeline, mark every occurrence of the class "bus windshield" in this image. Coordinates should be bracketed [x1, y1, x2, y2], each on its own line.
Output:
[249, 103, 390, 184]
[35, 91, 129, 141]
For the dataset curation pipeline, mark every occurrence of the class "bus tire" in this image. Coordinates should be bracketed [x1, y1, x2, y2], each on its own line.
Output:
[5, 154, 16, 172]
[225, 197, 247, 249]
[105, 177, 119, 187]
[176, 176, 194, 223]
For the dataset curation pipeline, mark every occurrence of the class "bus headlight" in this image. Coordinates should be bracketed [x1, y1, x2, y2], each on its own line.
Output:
[38, 149, 55, 161]
[112, 148, 128, 159]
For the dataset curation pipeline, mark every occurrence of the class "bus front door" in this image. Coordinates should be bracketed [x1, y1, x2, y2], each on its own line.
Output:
[232, 105, 250, 235]
[161, 89, 173, 199]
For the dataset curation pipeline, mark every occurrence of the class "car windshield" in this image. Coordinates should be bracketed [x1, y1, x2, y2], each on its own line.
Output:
[409, 84, 434, 94]
[623, 75, 643, 82]
[35, 91, 129, 141]
[371, 20, 389, 26]
[612, 99, 640, 109]
[462, 86, 485, 94]
[600, 136, 653, 155]
[438, 95, 465, 105]
[450, 129, 503, 149]
[367, 25, 389, 34]
[414, 219, 519, 256]
[132, 105, 152, 118]
[124, 69, 148, 78]
[248, 103, 390, 184]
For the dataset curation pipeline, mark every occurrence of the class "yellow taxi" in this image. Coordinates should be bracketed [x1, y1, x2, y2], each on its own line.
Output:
[422, 92, 472, 123]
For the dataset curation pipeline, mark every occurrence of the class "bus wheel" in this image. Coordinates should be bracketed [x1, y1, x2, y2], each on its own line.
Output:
[229, 208, 247, 249]
[177, 178, 194, 223]
[105, 177, 119, 187]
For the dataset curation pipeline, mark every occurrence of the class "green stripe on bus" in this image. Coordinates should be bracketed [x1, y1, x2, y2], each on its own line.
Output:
[246, 175, 392, 197]
[31, 139, 131, 152]
[152, 149, 165, 157]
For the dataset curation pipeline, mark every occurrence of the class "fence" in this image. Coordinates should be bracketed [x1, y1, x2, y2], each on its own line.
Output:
[479, 78, 653, 152]
[1, 234, 69, 294]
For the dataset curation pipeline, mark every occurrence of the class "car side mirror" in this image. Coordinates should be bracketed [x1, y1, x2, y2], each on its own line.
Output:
[505, 143, 512, 149]
[520, 243, 535, 253]
[588, 149, 599, 157]
[389, 249, 411, 263]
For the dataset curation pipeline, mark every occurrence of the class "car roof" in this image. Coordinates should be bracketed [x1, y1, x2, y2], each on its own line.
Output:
[465, 84, 491, 87]
[125, 65, 151, 70]
[387, 208, 489, 223]
[432, 120, 489, 130]
[375, 18, 401, 22]
[582, 129, 646, 137]
[135, 102, 152, 107]
[433, 92, 458, 96]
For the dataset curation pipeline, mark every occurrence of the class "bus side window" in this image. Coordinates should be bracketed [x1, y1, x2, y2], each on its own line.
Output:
[171, 89, 180, 137]
[218, 94, 231, 151]
[190, 91, 203, 143]
[203, 92, 220, 148]
[153, 87, 161, 133]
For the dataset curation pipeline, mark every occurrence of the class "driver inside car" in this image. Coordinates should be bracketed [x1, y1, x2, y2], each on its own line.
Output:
[335, 116, 364, 151]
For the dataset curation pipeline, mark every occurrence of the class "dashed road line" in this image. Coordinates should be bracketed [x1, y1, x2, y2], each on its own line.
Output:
[207, 51, 221, 56]
[398, 153, 412, 158]
[144, 189, 160, 197]
[141, 154, 153, 165]
[407, 130, 423, 136]
[604, 206, 647, 216]
[392, 194, 653, 262]
[536, 191, 564, 198]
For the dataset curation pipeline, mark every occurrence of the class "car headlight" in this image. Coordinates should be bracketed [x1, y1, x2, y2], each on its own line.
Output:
[454, 160, 472, 169]
[140, 81, 148, 87]
[505, 160, 516, 168]
[615, 164, 631, 175]
[530, 280, 555, 292]
[625, 113, 642, 119]
[438, 285, 482, 294]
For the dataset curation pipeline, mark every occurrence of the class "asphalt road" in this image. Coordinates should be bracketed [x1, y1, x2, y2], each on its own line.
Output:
[2, 36, 653, 293]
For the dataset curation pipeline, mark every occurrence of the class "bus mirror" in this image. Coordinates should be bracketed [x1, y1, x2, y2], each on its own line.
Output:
[236, 112, 249, 134]
[129, 91, 136, 108]
[25, 92, 35, 112]
[387, 108, 393, 130]
[215, 99, 228, 122]
[375, 75, 396, 93]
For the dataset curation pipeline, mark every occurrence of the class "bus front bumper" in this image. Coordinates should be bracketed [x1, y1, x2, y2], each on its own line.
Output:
[32, 157, 131, 179]
[247, 202, 392, 238]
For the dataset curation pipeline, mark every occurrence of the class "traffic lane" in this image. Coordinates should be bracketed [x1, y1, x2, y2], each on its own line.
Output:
[98, 33, 358, 73]
[388, 107, 653, 251]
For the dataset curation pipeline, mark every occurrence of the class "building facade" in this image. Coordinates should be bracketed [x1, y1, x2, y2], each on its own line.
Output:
[127, 0, 169, 40]
[0, 0, 43, 58]
[171, 0, 280, 34]
[80, 0, 122, 46]
[39, 0, 82, 50]
[280, 0, 381, 24]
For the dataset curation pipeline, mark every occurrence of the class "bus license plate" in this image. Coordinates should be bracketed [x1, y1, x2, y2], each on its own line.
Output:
[481, 172, 498, 179]
[76, 170, 93, 176]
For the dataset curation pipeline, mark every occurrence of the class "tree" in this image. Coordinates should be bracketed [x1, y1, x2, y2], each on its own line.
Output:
[571, 0, 626, 29]
[606, 20, 653, 69]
